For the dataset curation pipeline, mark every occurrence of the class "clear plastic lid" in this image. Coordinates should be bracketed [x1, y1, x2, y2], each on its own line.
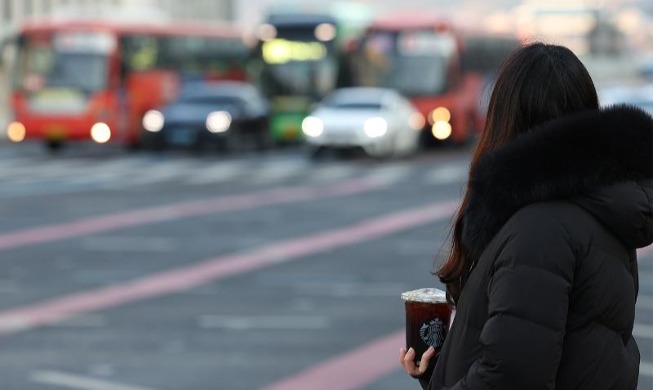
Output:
[401, 288, 447, 303]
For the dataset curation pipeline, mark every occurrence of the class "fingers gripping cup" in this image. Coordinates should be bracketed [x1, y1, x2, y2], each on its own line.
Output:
[401, 288, 452, 364]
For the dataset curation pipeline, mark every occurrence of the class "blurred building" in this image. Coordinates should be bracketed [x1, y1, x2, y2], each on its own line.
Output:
[0, 0, 234, 33]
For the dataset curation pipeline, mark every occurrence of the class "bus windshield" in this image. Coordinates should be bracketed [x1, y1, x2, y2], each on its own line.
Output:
[13, 32, 112, 93]
[259, 58, 337, 98]
[357, 30, 453, 97]
[254, 23, 338, 99]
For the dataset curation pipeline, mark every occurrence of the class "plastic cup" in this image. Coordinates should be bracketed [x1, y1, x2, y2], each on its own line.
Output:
[401, 288, 452, 364]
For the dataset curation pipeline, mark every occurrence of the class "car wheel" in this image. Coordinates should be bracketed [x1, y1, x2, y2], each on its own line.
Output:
[256, 121, 274, 151]
[308, 145, 326, 161]
[142, 132, 166, 152]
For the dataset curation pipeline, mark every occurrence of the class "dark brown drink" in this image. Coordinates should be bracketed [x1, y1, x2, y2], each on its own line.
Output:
[401, 288, 452, 364]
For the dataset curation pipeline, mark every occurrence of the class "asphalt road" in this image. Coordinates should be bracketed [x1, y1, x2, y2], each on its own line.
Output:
[0, 142, 650, 390]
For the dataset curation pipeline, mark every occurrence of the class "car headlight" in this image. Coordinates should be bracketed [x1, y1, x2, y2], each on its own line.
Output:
[364, 117, 388, 138]
[143, 110, 164, 132]
[409, 112, 426, 130]
[302, 116, 324, 137]
[206, 111, 232, 133]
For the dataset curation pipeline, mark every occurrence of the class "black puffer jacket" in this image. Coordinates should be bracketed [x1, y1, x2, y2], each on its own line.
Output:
[426, 106, 653, 390]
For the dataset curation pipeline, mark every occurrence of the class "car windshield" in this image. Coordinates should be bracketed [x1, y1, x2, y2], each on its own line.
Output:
[322, 89, 388, 110]
[324, 100, 383, 110]
[180, 95, 242, 106]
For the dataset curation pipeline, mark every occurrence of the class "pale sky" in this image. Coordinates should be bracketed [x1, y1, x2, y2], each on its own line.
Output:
[233, 0, 651, 29]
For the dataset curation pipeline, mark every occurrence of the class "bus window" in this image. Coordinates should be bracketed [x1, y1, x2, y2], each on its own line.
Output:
[121, 35, 159, 72]
[159, 36, 248, 80]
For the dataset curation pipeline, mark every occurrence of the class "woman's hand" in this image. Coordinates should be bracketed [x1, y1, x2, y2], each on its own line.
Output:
[399, 346, 436, 379]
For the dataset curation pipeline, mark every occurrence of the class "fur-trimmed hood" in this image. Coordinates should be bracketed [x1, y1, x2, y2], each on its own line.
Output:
[462, 105, 653, 259]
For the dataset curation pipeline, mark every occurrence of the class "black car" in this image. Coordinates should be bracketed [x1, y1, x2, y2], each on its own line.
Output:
[142, 81, 271, 151]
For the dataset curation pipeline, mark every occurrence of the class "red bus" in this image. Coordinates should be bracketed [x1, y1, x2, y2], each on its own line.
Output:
[6, 19, 249, 150]
[352, 15, 494, 146]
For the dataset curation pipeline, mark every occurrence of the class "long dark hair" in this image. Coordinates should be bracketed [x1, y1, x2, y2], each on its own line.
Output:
[437, 43, 600, 306]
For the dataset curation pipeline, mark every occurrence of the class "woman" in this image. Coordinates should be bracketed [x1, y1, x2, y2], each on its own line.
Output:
[400, 43, 652, 389]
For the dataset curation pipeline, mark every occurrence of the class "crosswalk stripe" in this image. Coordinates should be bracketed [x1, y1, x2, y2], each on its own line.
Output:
[307, 164, 356, 183]
[365, 164, 412, 185]
[0, 152, 481, 194]
[0, 159, 82, 180]
[186, 161, 249, 185]
[115, 159, 197, 186]
[424, 164, 468, 185]
[641, 361, 653, 378]
[637, 294, 653, 310]
[249, 159, 309, 184]
[31, 370, 160, 390]
[634, 323, 653, 340]
[65, 158, 147, 184]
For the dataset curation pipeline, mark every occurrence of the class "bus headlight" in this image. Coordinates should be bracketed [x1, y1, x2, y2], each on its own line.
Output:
[91, 122, 111, 144]
[206, 111, 232, 133]
[429, 107, 451, 125]
[432, 121, 452, 140]
[302, 116, 324, 137]
[7, 122, 26, 143]
[364, 117, 388, 138]
[143, 110, 165, 132]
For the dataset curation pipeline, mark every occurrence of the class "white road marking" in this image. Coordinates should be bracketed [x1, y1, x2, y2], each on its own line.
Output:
[424, 165, 468, 185]
[0, 158, 43, 178]
[249, 159, 309, 184]
[31, 370, 161, 390]
[634, 323, 653, 340]
[66, 158, 149, 184]
[307, 164, 355, 183]
[115, 159, 196, 186]
[637, 271, 653, 285]
[198, 315, 329, 330]
[0, 157, 148, 190]
[0, 160, 80, 181]
[0, 316, 34, 333]
[185, 161, 248, 184]
[637, 294, 653, 310]
[640, 361, 653, 378]
[365, 164, 412, 185]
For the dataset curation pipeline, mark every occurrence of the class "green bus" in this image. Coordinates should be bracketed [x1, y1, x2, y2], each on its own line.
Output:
[250, 13, 350, 143]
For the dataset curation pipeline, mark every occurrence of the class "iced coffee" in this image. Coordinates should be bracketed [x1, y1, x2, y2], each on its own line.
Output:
[401, 288, 452, 363]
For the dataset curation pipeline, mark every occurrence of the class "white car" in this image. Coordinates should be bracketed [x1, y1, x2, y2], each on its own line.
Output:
[302, 88, 424, 158]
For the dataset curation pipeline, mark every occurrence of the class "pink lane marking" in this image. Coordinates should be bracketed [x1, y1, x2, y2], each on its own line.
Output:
[262, 330, 405, 390]
[0, 200, 458, 335]
[260, 246, 653, 390]
[0, 177, 387, 251]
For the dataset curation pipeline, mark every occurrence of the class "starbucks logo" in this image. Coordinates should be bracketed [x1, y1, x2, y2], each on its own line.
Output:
[420, 318, 446, 348]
